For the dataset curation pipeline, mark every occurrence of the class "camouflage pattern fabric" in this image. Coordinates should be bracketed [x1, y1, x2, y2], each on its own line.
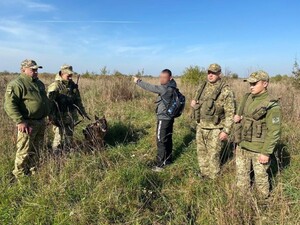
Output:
[235, 70, 282, 198]
[195, 79, 235, 133]
[235, 146, 270, 198]
[207, 63, 221, 73]
[196, 127, 222, 179]
[194, 78, 235, 179]
[13, 119, 46, 178]
[60, 64, 74, 75]
[4, 60, 49, 179]
[52, 123, 74, 151]
[20, 59, 43, 69]
[48, 73, 88, 151]
[244, 70, 269, 83]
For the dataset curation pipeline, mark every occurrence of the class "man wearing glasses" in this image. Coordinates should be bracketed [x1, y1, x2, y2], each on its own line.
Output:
[234, 70, 281, 198]
[191, 63, 235, 179]
[4, 59, 50, 179]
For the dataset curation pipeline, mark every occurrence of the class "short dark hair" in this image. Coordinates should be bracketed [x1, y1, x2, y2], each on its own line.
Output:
[161, 69, 172, 77]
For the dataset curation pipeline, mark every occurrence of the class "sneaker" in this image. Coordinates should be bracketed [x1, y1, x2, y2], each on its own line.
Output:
[151, 166, 164, 172]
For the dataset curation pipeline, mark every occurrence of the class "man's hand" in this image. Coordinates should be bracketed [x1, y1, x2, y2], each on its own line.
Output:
[258, 154, 270, 164]
[133, 76, 140, 84]
[17, 122, 32, 134]
[219, 131, 228, 141]
[234, 115, 242, 123]
[191, 100, 198, 108]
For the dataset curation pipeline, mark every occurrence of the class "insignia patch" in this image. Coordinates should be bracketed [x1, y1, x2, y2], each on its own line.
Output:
[6, 86, 13, 95]
[272, 117, 280, 124]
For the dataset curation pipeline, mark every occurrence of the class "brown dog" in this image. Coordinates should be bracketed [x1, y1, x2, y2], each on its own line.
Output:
[83, 115, 108, 149]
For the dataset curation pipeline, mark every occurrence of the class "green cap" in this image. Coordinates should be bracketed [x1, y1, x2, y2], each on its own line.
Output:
[208, 63, 221, 73]
[21, 59, 43, 69]
[244, 70, 269, 83]
[60, 64, 74, 75]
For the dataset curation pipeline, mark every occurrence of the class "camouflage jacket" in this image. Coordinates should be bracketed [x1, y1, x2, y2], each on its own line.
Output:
[194, 79, 235, 134]
[47, 74, 88, 123]
[239, 91, 281, 155]
[4, 74, 50, 124]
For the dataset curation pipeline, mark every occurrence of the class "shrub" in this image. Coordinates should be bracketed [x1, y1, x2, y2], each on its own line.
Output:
[231, 73, 239, 79]
[181, 66, 207, 85]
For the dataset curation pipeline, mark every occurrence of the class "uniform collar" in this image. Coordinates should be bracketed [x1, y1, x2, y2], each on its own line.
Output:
[20, 73, 38, 82]
[207, 78, 221, 86]
[251, 91, 268, 100]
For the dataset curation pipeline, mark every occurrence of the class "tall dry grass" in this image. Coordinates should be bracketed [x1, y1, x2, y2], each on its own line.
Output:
[0, 73, 299, 224]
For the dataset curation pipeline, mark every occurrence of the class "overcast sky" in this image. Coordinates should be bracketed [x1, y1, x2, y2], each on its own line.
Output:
[0, 0, 299, 77]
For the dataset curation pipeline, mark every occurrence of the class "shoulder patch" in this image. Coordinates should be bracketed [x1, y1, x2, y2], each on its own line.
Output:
[6, 86, 12, 92]
[272, 117, 280, 124]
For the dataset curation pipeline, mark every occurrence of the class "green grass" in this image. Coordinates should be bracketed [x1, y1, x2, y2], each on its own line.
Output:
[0, 75, 299, 224]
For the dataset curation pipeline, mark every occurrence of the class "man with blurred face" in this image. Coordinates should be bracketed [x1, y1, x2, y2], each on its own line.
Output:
[4, 59, 50, 179]
[234, 70, 281, 198]
[48, 65, 90, 154]
[191, 63, 235, 179]
[133, 69, 176, 172]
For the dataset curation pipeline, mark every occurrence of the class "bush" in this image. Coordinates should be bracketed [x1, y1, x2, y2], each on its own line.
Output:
[231, 73, 239, 79]
[181, 66, 207, 85]
[81, 70, 96, 78]
[112, 70, 124, 77]
[292, 60, 300, 89]
[270, 74, 290, 83]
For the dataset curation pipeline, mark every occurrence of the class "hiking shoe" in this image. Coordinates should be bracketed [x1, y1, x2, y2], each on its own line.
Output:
[151, 166, 164, 172]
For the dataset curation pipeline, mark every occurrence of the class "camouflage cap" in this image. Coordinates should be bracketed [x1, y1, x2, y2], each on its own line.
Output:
[60, 64, 74, 75]
[208, 63, 221, 73]
[21, 59, 43, 69]
[244, 70, 269, 83]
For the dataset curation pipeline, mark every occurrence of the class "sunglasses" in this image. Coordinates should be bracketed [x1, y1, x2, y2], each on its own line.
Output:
[249, 81, 259, 86]
[208, 70, 220, 75]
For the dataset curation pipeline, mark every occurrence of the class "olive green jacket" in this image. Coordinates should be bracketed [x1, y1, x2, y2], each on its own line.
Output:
[239, 91, 281, 155]
[4, 74, 50, 124]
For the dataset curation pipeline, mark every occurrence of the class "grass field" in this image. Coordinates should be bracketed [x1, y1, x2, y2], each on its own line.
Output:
[0, 74, 299, 225]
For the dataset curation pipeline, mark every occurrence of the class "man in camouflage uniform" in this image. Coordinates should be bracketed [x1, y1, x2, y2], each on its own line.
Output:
[48, 65, 90, 153]
[4, 59, 50, 179]
[191, 63, 235, 179]
[234, 71, 281, 198]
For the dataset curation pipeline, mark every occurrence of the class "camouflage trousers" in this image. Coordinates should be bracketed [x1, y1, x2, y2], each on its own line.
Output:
[52, 123, 74, 151]
[235, 146, 271, 198]
[13, 119, 46, 178]
[196, 127, 222, 179]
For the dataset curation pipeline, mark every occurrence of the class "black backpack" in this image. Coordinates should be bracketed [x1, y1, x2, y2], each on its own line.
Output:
[161, 87, 186, 119]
